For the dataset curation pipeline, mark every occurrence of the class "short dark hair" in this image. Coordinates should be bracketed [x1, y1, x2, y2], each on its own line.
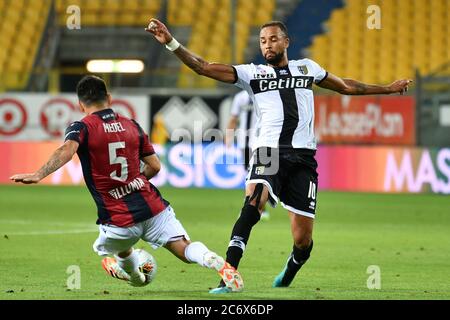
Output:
[261, 21, 289, 37]
[76, 75, 108, 106]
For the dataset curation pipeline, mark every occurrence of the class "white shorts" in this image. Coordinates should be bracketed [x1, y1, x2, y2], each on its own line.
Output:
[93, 206, 190, 256]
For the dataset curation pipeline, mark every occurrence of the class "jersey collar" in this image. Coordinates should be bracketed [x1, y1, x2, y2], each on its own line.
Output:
[92, 108, 116, 121]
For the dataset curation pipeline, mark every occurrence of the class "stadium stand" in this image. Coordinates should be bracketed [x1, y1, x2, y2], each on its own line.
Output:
[2, 0, 448, 92]
[171, 0, 276, 88]
[306, 0, 450, 84]
[0, 0, 51, 91]
[274, 0, 343, 66]
[55, 0, 162, 27]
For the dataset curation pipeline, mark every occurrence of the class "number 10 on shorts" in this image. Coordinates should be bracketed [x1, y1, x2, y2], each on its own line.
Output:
[308, 181, 316, 200]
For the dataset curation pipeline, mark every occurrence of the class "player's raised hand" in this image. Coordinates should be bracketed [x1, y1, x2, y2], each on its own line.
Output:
[10, 173, 41, 184]
[145, 18, 173, 44]
[389, 79, 413, 95]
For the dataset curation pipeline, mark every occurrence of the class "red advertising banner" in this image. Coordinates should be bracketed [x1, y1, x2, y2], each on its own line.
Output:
[314, 96, 416, 145]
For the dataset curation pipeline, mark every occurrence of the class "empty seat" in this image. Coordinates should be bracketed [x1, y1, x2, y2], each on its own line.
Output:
[177, 0, 275, 87]
[309, 0, 449, 82]
[1, 0, 52, 90]
[104, 0, 121, 12]
[55, 0, 161, 26]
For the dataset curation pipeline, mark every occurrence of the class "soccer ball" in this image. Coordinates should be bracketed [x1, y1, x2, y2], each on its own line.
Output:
[135, 248, 157, 285]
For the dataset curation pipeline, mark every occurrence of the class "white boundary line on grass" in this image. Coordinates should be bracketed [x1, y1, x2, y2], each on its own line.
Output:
[4, 229, 98, 236]
[0, 219, 93, 227]
[0, 219, 98, 236]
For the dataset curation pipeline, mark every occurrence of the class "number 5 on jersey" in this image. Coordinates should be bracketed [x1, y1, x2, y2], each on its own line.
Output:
[109, 142, 128, 182]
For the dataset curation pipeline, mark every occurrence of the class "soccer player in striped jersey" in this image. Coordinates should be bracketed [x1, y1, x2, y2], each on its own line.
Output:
[226, 90, 270, 221]
[146, 19, 411, 293]
[10, 75, 243, 292]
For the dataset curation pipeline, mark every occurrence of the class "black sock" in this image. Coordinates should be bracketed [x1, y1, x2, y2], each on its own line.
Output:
[217, 204, 260, 288]
[281, 240, 314, 285]
[226, 204, 260, 268]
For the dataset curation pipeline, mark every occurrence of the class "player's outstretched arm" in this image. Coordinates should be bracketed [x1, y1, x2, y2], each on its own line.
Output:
[141, 154, 161, 180]
[145, 18, 236, 83]
[317, 72, 412, 95]
[10, 140, 79, 184]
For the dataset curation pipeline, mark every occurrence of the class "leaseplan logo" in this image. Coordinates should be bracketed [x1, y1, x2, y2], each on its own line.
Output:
[156, 97, 217, 142]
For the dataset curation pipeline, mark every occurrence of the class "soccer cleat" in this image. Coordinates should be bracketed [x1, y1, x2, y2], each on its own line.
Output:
[204, 252, 244, 293]
[101, 257, 146, 287]
[272, 257, 295, 288]
[102, 257, 130, 282]
[203, 252, 227, 271]
[273, 266, 290, 287]
[218, 262, 244, 292]
[209, 286, 233, 294]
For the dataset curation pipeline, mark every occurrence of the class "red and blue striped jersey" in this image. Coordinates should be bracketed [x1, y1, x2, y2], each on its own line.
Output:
[64, 108, 169, 227]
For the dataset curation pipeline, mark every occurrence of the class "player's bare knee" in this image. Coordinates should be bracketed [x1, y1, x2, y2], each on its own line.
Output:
[165, 238, 191, 263]
[294, 236, 312, 250]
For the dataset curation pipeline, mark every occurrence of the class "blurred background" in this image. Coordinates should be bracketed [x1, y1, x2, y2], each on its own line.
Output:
[0, 0, 449, 194]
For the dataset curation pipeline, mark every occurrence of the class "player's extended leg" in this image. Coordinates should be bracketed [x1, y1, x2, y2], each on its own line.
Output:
[164, 238, 244, 292]
[227, 183, 269, 268]
[273, 213, 314, 287]
[94, 224, 146, 287]
[210, 183, 269, 293]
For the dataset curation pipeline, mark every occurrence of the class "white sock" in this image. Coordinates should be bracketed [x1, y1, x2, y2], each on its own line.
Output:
[184, 242, 210, 267]
[115, 249, 140, 274]
[114, 249, 146, 286]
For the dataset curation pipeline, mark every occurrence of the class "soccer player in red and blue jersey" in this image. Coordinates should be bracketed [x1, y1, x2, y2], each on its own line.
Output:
[10, 75, 243, 291]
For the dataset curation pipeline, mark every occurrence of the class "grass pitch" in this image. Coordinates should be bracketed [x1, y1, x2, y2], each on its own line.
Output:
[0, 185, 449, 300]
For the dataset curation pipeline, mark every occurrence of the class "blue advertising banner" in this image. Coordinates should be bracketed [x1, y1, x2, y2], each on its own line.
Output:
[150, 143, 247, 189]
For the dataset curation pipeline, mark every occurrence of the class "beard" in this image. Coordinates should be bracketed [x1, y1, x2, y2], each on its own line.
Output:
[264, 51, 284, 65]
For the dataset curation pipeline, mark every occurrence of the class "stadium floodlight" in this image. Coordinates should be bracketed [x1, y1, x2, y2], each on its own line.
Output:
[86, 59, 145, 73]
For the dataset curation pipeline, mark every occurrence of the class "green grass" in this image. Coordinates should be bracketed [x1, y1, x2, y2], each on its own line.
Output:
[0, 185, 449, 300]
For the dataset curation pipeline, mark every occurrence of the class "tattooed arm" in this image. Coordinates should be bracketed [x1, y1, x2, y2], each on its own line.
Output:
[10, 140, 79, 184]
[318, 72, 412, 95]
[145, 18, 236, 83]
